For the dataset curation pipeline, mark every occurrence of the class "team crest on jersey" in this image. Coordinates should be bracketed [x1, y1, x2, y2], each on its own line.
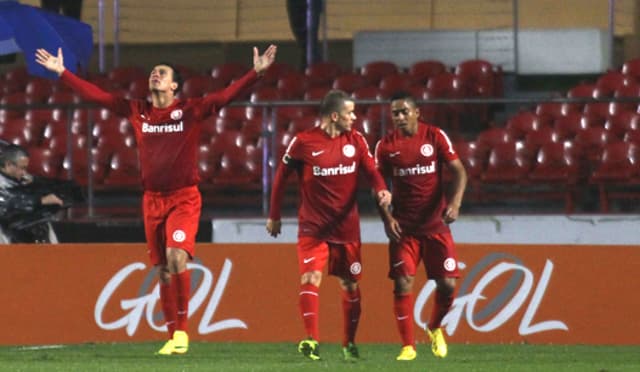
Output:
[343, 144, 355, 158]
[420, 144, 434, 157]
[170, 109, 183, 120]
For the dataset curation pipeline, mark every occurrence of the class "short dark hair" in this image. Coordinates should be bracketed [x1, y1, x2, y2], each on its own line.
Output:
[0, 144, 29, 168]
[157, 62, 183, 94]
[390, 91, 418, 108]
[319, 89, 352, 117]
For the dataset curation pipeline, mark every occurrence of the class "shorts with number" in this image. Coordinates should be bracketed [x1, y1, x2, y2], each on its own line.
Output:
[297, 236, 362, 281]
[388, 232, 459, 279]
[143, 185, 201, 265]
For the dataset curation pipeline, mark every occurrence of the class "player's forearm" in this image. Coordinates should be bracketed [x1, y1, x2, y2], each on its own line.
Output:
[448, 167, 467, 208]
[268, 164, 292, 220]
[204, 69, 258, 107]
[60, 70, 117, 107]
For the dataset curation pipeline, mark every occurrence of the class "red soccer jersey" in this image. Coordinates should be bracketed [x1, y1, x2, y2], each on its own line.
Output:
[270, 127, 387, 243]
[375, 122, 458, 235]
[61, 69, 258, 192]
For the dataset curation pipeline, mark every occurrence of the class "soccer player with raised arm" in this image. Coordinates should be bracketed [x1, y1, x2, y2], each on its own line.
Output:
[266, 90, 391, 361]
[374, 92, 467, 361]
[36, 45, 277, 355]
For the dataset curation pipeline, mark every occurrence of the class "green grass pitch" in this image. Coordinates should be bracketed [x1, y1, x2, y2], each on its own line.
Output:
[1, 342, 639, 372]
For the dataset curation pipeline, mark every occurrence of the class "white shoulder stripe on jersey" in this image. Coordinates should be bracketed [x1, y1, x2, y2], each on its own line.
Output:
[283, 136, 298, 164]
[373, 139, 382, 166]
[438, 128, 456, 154]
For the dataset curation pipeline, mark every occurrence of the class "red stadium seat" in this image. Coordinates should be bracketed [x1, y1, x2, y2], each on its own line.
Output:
[622, 58, 640, 82]
[218, 106, 251, 122]
[481, 141, 531, 183]
[528, 141, 583, 212]
[613, 83, 640, 112]
[455, 59, 501, 97]
[211, 62, 249, 85]
[103, 146, 141, 187]
[523, 126, 560, 156]
[360, 61, 399, 86]
[25, 78, 54, 103]
[181, 75, 224, 98]
[62, 145, 110, 186]
[624, 128, 640, 144]
[305, 61, 343, 88]
[573, 126, 616, 164]
[108, 66, 147, 89]
[332, 73, 370, 94]
[409, 60, 447, 85]
[605, 111, 640, 139]
[250, 86, 282, 103]
[27, 147, 62, 179]
[475, 127, 512, 154]
[596, 71, 635, 97]
[529, 142, 582, 184]
[379, 74, 414, 98]
[287, 115, 319, 134]
[261, 62, 297, 86]
[553, 112, 588, 140]
[212, 146, 260, 186]
[426, 72, 465, 129]
[240, 117, 264, 145]
[451, 140, 486, 201]
[589, 142, 640, 212]
[209, 130, 244, 158]
[505, 111, 551, 140]
[127, 78, 150, 100]
[535, 102, 577, 122]
[276, 72, 308, 100]
[303, 86, 331, 101]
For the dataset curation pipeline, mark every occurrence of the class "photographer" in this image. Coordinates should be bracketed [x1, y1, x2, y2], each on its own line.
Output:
[0, 144, 64, 243]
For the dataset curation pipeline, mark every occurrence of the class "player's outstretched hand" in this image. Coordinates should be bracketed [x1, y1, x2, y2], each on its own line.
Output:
[442, 204, 460, 224]
[35, 48, 66, 76]
[376, 189, 392, 209]
[253, 44, 277, 75]
[266, 218, 282, 238]
[384, 216, 403, 243]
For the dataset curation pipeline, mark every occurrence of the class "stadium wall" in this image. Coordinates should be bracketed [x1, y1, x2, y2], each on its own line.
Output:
[2, 215, 639, 346]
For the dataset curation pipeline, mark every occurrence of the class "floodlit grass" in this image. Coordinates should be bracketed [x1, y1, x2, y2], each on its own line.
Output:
[1, 342, 639, 372]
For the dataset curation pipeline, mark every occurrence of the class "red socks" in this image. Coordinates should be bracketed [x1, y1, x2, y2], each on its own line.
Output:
[394, 292, 415, 347]
[173, 270, 191, 332]
[341, 287, 361, 347]
[428, 289, 454, 330]
[159, 281, 176, 339]
[299, 283, 320, 340]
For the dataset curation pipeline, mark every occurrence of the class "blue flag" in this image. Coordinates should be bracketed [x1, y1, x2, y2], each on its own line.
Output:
[0, 1, 93, 79]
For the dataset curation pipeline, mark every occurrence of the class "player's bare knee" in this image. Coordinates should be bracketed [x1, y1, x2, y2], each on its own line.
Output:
[157, 265, 171, 284]
[301, 271, 322, 286]
[436, 277, 456, 296]
[394, 275, 414, 294]
[166, 247, 188, 273]
[339, 278, 358, 292]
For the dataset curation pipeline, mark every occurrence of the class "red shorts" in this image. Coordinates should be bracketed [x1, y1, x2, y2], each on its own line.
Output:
[142, 185, 201, 265]
[388, 232, 460, 280]
[297, 236, 362, 281]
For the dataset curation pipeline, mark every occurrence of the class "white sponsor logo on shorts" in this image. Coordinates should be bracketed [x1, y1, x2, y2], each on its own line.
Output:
[443, 258, 456, 272]
[303, 257, 316, 264]
[350, 262, 362, 275]
[172, 229, 186, 243]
